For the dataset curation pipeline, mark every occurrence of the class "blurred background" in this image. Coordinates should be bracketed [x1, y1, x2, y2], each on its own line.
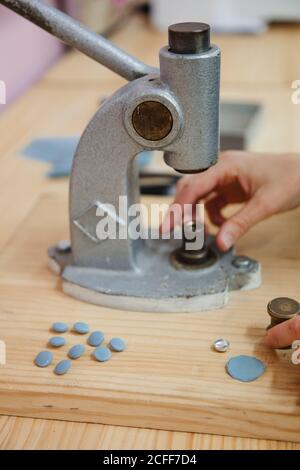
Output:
[1, 0, 148, 104]
[1, 0, 300, 105]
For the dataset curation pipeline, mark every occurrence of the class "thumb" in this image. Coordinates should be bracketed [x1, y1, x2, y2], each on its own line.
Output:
[217, 193, 271, 251]
[264, 316, 300, 349]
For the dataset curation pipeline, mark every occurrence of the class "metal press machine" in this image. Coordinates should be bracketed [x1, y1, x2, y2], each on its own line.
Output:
[0, 0, 260, 312]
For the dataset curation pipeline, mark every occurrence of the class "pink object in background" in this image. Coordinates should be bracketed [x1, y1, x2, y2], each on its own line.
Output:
[111, 0, 131, 7]
[0, 0, 64, 106]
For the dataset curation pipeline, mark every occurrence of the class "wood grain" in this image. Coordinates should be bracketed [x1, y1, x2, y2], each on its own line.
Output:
[1, 415, 300, 450]
[1, 184, 300, 441]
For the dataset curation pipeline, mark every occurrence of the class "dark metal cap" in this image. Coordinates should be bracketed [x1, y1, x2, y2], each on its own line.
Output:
[172, 220, 216, 269]
[267, 297, 300, 321]
[168, 22, 211, 54]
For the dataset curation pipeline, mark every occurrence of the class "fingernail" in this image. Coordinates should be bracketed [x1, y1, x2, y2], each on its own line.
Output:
[221, 232, 234, 250]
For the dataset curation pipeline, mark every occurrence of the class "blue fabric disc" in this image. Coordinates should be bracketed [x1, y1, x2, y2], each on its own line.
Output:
[226, 355, 266, 382]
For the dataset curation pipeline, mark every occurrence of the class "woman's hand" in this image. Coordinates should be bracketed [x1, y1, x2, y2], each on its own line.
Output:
[161, 151, 300, 251]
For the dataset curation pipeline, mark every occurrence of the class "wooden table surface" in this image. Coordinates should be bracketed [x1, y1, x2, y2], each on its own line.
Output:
[1, 16, 300, 450]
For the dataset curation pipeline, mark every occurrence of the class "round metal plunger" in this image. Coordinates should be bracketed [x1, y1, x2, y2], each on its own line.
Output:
[168, 22, 211, 54]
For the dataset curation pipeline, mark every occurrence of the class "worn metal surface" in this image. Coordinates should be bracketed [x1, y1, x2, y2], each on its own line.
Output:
[160, 45, 220, 173]
[69, 36, 220, 270]
[0, 0, 156, 81]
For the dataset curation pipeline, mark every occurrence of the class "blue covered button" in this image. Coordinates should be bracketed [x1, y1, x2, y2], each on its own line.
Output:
[73, 322, 89, 334]
[93, 347, 112, 362]
[226, 355, 266, 382]
[109, 338, 126, 352]
[88, 331, 104, 347]
[68, 344, 85, 360]
[49, 336, 66, 348]
[54, 359, 72, 376]
[35, 351, 53, 368]
[52, 322, 68, 333]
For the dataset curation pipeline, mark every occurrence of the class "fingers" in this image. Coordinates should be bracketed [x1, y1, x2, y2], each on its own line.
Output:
[205, 193, 227, 227]
[160, 202, 183, 234]
[264, 316, 300, 349]
[174, 170, 220, 205]
[216, 191, 272, 251]
[161, 162, 231, 234]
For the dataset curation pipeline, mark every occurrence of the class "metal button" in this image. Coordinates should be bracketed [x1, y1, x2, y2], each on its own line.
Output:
[212, 338, 230, 353]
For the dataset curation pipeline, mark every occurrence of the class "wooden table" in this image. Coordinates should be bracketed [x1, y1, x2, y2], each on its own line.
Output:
[1, 16, 300, 450]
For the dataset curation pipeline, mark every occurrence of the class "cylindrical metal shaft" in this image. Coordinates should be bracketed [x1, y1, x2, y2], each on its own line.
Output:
[0, 0, 156, 81]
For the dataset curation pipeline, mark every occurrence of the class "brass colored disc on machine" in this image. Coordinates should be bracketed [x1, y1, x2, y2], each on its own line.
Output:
[132, 101, 173, 141]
